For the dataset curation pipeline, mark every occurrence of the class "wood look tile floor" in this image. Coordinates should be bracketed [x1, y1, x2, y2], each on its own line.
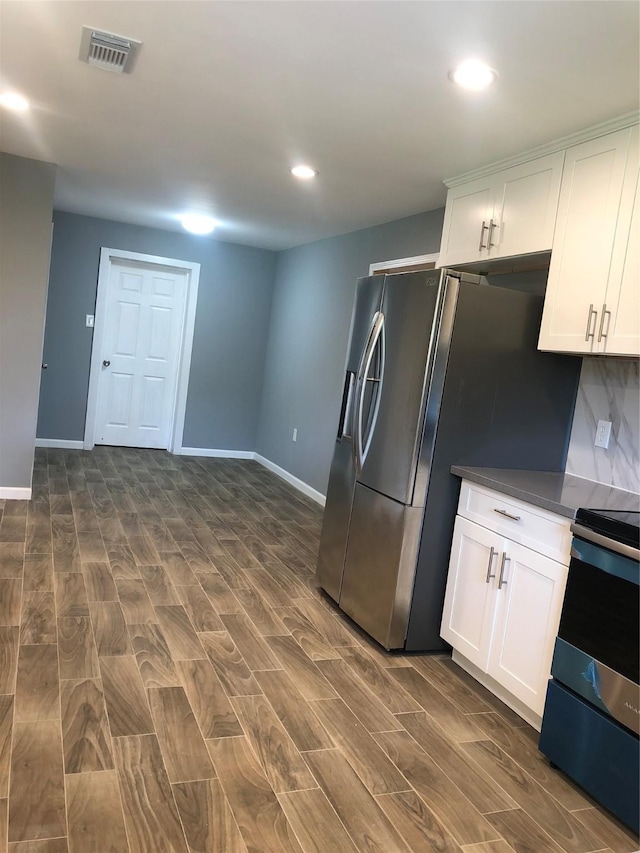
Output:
[0, 447, 637, 853]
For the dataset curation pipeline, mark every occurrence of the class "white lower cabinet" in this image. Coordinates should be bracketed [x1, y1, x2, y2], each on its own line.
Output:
[485, 538, 567, 716]
[440, 517, 500, 671]
[441, 485, 570, 725]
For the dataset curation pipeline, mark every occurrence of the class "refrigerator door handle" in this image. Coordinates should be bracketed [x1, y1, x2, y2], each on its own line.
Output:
[353, 312, 378, 469]
[355, 311, 385, 472]
[337, 371, 356, 440]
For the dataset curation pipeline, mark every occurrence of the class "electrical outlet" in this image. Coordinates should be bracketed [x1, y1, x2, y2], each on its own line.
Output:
[86, 314, 95, 328]
[594, 419, 612, 449]
[292, 428, 297, 442]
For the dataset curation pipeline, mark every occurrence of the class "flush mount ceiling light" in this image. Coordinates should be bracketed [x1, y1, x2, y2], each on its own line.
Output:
[450, 60, 497, 91]
[0, 92, 30, 111]
[180, 214, 217, 235]
[291, 165, 318, 179]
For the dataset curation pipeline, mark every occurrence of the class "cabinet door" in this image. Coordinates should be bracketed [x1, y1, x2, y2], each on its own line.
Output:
[487, 541, 567, 717]
[440, 516, 500, 671]
[538, 127, 633, 353]
[438, 179, 493, 267]
[601, 125, 639, 356]
[492, 152, 564, 258]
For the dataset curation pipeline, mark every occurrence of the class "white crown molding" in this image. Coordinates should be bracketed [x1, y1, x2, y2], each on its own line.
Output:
[444, 111, 640, 188]
[178, 447, 255, 459]
[35, 439, 84, 449]
[254, 454, 326, 506]
[0, 486, 32, 500]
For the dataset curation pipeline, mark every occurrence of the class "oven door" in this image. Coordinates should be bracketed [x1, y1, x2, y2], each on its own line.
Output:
[552, 534, 639, 735]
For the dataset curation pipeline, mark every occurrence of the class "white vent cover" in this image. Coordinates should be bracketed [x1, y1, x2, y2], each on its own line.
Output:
[79, 26, 141, 73]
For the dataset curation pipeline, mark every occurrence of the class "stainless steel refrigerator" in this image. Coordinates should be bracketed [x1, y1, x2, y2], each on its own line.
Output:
[317, 268, 581, 652]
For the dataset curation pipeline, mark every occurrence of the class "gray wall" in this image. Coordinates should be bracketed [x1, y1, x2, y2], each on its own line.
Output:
[0, 153, 56, 490]
[256, 208, 445, 494]
[37, 212, 277, 450]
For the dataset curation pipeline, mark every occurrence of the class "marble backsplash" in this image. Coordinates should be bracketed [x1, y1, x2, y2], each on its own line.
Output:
[566, 357, 640, 494]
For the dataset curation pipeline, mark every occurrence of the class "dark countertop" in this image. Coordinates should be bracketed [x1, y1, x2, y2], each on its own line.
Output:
[450, 466, 640, 519]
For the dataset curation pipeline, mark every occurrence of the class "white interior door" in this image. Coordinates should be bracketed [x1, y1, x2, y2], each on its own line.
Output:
[94, 259, 188, 449]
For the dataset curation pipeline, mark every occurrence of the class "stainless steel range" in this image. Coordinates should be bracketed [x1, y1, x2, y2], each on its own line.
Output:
[539, 506, 640, 833]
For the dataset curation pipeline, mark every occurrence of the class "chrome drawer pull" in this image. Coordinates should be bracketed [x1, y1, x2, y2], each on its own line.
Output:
[478, 220, 489, 250]
[498, 552, 510, 589]
[485, 546, 498, 583]
[494, 508, 521, 522]
[487, 218, 498, 248]
[597, 303, 611, 342]
[585, 304, 597, 342]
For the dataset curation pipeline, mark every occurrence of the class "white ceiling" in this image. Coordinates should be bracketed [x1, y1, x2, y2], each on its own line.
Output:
[1, 1, 638, 250]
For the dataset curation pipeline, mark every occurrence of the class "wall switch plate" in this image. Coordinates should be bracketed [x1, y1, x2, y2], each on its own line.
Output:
[86, 314, 95, 328]
[594, 419, 612, 449]
[292, 428, 297, 442]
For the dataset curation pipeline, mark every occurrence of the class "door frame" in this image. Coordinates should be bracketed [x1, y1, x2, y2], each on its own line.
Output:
[368, 253, 439, 275]
[84, 247, 201, 454]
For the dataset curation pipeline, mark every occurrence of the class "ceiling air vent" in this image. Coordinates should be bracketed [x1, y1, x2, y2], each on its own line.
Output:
[79, 26, 141, 73]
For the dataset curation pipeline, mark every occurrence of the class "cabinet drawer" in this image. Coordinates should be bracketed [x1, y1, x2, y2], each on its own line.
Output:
[457, 481, 571, 563]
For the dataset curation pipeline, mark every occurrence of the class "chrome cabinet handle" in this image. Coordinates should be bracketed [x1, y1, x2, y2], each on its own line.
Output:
[487, 218, 498, 248]
[485, 546, 498, 583]
[102, 359, 111, 367]
[493, 508, 521, 522]
[478, 220, 489, 251]
[498, 552, 510, 589]
[585, 304, 597, 342]
[597, 303, 611, 342]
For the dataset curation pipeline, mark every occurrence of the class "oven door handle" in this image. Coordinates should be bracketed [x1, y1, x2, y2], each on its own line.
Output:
[571, 522, 640, 563]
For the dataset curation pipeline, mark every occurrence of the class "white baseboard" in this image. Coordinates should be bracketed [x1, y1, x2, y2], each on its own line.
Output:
[254, 454, 326, 506]
[180, 447, 326, 505]
[31, 441, 326, 507]
[178, 447, 256, 460]
[35, 439, 84, 449]
[0, 486, 32, 500]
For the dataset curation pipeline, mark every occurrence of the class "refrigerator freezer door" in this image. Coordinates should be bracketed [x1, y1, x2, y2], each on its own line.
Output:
[339, 482, 423, 649]
[359, 271, 442, 506]
[316, 275, 385, 602]
[316, 440, 355, 601]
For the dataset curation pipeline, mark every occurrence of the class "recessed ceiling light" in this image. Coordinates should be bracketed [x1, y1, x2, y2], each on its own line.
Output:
[180, 214, 217, 235]
[0, 92, 30, 111]
[450, 60, 497, 91]
[291, 165, 318, 179]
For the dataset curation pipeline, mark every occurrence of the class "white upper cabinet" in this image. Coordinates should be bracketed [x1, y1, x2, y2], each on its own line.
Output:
[438, 179, 494, 266]
[438, 152, 564, 267]
[538, 125, 639, 355]
[599, 129, 639, 355]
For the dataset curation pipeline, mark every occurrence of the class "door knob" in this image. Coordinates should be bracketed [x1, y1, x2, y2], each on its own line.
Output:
[41, 363, 48, 369]
[102, 359, 111, 367]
